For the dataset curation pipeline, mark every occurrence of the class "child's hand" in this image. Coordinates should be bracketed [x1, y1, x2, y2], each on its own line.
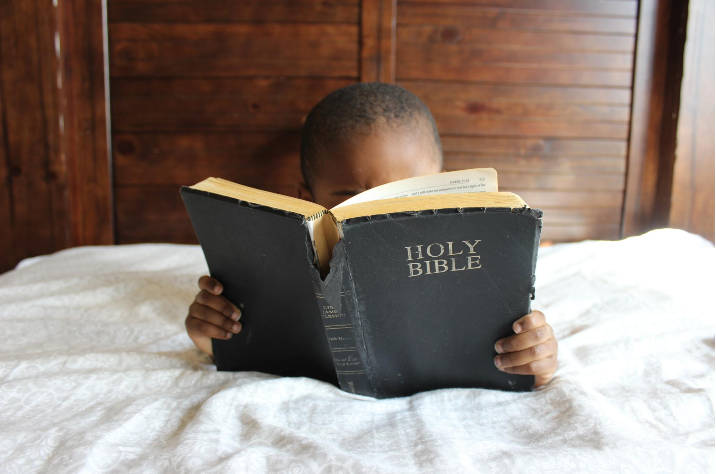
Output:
[185, 276, 242, 358]
[493, 310, 557, 388]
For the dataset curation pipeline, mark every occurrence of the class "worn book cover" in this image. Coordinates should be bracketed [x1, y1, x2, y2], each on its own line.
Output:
[181, 169, 542, 398]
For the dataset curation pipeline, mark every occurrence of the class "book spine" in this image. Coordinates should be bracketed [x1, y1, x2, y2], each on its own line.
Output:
[312, 241, 373, 396]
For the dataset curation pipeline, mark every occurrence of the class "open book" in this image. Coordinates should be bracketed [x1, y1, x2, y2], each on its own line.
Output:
[181, 169, 542, 398]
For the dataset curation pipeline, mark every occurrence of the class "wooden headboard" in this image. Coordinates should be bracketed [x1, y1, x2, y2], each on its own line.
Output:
[107, 0, 635, 244]
[2, 0, 712, 273]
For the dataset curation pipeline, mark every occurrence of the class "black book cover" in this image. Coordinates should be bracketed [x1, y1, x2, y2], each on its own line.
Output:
[181, 188, 338, 385]
[181, 187, 541, 398]
[333, 208, 541, 398]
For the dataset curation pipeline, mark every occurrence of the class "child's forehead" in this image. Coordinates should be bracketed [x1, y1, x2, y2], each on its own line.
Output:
[318, 127, 441, 182]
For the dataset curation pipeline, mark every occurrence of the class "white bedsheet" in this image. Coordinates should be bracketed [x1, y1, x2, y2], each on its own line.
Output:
[0, 229, 713, 473]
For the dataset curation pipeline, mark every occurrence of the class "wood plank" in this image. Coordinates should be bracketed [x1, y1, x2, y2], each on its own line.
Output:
[108, 1, 360, 24]
[400, 81, 631, 106]
[669, 0, 715, 242]
[108, 23, 360, 78]
[496, 172, 625, 191]
[397, 26, 636, 52]
[396, 63, 633, 87]
[113, 132, 303, 185]
[110, 56, 358, 78]
[109, 22, 359, 42]
[113, 131, 301, 158]
[111, 78, 355, 131]
[399, 0, 637, 17]
[111, 77, 353, 97]
[434, 116, 629, 139]
[398, 43, 633, 69]
[360, 0, 396, 82]
[540, 223, 621, 242]
[0, 0, 68, 273]
[622, 0, 688, 237]
[424, 99, 630, 122]
[509, 189, 623, 207]
[441, 136, 627, 156]
[397, 5, 638, 34]
[58, 0, 114, 245]
[446, 154, 626, 174]
[0, 85, 10, 272]
[111, 39, 358, 63]
[115, 185, 199, 243]
[112, 104, 302, 131]
[444, 153, 627, 174]
[536, 207, 623, 225]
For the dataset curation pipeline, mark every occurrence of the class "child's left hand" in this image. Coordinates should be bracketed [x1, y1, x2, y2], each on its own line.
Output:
[494, 310, 557, 388]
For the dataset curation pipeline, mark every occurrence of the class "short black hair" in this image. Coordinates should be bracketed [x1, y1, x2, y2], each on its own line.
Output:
[300, 82, 442, 188]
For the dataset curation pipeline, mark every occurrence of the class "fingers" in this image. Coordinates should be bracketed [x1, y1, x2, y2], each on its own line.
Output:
[497, 354, 557, 379]
[512, 310, 545, 335]
[186, 314, 234, 340]
[198, 275, 223, 295]
[495, 323, 553, 354]
[534, 373, 555, 389]
[195, 289, 241, 321]
[493, 310, 558, 388]
[494, 337, 557, 369]
[188, 302, 242, 335]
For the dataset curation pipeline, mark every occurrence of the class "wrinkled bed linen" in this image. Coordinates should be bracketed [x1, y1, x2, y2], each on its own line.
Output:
[0, 229, 713, 473]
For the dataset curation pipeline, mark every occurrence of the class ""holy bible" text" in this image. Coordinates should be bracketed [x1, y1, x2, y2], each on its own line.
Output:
[405, 240, 482, 277]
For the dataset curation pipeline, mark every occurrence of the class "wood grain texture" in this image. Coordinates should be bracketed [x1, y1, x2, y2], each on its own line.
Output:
[427, 100, 630, 123]
[0, 0, 67, 273]
[399, 44, 633, 70]
[669, 0, 715, 242]
[106, 0, 647, 245]
[540, 223, 621, 242]
[445, 154, 627, 175]
[399, 0, 637, 17]
[58, 0, 114, 246]
[109, 23, 360, 78]
[397, 63, 633, 87]
[401, 81, 632, 105]
[441, 136, 627, 156]
[397, 26, 635, 52]
[622, 0, 688, 237]
[113, 132, 303, 186]
[108, 0, 360, 24]
[111, 78, 354, 131]
[108, 1, 359, 243]
[434, 116, 629, 139]
[394, 0, 637, 242]
[397, 4, 637, 34]
[360, 0, 396, 82]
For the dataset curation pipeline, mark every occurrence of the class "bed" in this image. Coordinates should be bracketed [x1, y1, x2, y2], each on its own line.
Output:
[0, 228, 713, 473]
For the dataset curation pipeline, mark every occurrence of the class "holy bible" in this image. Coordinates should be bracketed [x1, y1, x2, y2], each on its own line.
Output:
[180, 169, 542, 398]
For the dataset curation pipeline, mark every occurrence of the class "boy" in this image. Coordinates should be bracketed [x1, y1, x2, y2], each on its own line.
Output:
[185, 83, 558, 388]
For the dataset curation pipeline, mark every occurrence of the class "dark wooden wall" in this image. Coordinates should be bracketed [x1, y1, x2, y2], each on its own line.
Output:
[0, 0, 66, 272]
[1, 0, 713, 273]
[0, 0, 112, 274]
[108, 0, 359, 243]
[107, 0, 638, 245]
[669, 0, 714, 242]
[394, 0, 636, 242]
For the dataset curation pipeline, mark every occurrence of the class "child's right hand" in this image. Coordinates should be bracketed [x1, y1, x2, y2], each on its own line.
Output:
[185, 276, 242, 358]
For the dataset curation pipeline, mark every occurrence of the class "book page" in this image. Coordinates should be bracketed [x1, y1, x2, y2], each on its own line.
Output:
[331, 168, 498, 209]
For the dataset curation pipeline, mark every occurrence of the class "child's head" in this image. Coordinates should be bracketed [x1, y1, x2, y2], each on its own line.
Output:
[300, 83, 443, 208]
